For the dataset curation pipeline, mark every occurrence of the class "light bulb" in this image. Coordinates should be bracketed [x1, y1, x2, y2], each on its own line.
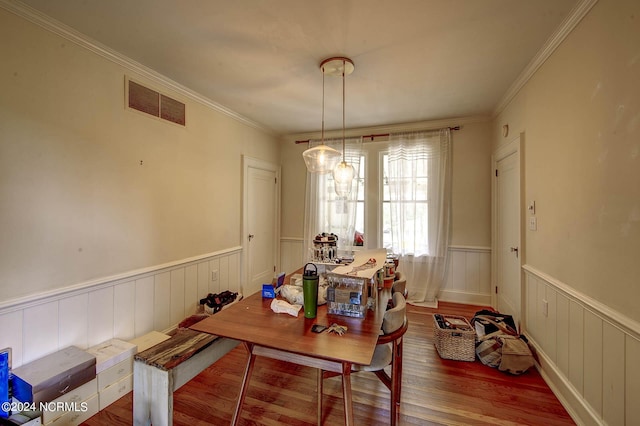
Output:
[333, 161, 355, 196]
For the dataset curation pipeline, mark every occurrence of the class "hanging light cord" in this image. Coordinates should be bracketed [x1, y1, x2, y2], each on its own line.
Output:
[321, 68, 325, 144]
[341, 59, 346, 161]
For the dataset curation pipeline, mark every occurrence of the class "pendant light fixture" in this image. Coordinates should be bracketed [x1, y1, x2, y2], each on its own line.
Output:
[302, 60, 341, 174]
[327, 57, 356, 197]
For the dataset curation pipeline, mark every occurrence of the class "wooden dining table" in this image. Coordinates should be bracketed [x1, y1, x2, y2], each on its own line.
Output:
[190, 284, 390, 425]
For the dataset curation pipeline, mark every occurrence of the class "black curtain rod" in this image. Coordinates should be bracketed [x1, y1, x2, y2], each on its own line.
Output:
[294, 126, 461, 144]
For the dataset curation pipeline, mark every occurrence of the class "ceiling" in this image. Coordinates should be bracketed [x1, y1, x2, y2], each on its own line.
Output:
[16, 0, 580, 135]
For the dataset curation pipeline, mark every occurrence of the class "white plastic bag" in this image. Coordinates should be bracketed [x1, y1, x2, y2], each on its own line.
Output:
[270, 299, 302, 317]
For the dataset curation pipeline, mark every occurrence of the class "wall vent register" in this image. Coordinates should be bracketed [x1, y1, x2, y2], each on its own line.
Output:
[127, 79, 186, 126]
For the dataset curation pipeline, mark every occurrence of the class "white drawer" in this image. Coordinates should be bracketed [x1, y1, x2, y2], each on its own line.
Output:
[40, 379, 97, 424]
[43, 393, 98, 426]
[97, 358, 132, 391]
[98, 374, 132, 410]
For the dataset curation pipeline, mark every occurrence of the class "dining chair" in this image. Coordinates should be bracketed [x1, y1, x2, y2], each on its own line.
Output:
[318, 292, 409, 426]
[392, 271, 407, 298]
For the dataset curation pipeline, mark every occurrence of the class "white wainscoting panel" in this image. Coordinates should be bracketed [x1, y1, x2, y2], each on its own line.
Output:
[23, 301, 59, 365]
[184, 265, 198, 322]
[2, 311, 22, 367]
[89, 286, 115, 347]
[626, 336, 640, 425]
[523, 265, 640, 426]
[280, 237, 304, 274]
[170, 269, 186, 328]
[439, 246, 491, 305]
[197, 261, 210, 302]
[212, 257, 223, 295]
[603, 322, 625, 426]
[134, 275, 155, 338]
[154, 271, 171, 332]
[113, 280, 135, 341]
[0, 247, 242, 368]
[59, 293, 89, 350]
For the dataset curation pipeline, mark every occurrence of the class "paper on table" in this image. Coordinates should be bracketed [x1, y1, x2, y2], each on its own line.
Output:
[331, 249, 387, 279]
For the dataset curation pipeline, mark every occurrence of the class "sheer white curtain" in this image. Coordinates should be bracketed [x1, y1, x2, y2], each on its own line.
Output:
[304, 137, 363, 261]
[386, 129, 452, 306]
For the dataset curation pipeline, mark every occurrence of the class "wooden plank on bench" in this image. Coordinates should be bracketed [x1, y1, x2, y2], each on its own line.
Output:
[133, 328, 238, 426]
[135, 329, 217, 370]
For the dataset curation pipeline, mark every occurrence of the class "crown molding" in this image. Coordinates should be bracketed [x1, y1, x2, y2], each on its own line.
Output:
[0, 0, 275, 135]
[493, 0, 599, 116]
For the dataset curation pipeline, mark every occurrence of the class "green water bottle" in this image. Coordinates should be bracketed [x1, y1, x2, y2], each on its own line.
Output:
[302, 263, 319, 319]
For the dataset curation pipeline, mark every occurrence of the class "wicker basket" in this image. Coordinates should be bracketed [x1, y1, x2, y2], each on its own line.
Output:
[433, 314, 476, 361]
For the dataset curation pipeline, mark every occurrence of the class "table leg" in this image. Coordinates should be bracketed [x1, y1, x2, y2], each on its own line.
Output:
[390, 338, 404, 426]
[317, 369, 323, 426]
[232, 343, 256, 426]
[341, 362, 354, 426]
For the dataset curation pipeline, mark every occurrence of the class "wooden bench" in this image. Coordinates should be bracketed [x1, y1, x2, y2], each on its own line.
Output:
[133, 328, 238, 426]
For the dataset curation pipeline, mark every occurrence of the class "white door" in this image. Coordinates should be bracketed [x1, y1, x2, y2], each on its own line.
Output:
[494, 137, 521, 328]
[243, 157, 280, 296]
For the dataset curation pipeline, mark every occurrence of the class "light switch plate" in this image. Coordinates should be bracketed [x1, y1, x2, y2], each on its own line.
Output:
[529, 217, 537, 231]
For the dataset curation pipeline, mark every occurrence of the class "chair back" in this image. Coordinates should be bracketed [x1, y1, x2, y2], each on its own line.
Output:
[382, 292, 406, 335]
[392, 272, 406, 296]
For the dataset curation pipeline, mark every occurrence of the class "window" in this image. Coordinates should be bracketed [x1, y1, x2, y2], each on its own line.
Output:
[382, 152, 430, 256]
[304, 137, 363, 257]
[304, 129, 451, 303]
[310, 145, 432, 253]
[319, 155, 365, 246]
[305, 130, 449, 262]
[354, 156, 365, 245]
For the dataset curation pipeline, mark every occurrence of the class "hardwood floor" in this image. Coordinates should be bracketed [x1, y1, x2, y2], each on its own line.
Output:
[82, 301, 575, 425]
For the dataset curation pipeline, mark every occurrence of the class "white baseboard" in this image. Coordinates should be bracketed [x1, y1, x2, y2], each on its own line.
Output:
[438, 289, 491, 306]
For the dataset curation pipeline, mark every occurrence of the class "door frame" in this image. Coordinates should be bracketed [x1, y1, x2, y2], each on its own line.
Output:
[491, 133, 524, 316]
[242, 156, 281, 295]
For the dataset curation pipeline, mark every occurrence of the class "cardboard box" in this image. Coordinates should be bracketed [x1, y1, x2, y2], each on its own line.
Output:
[86, 339, 136, 375]
[98, 374, 132, 410]
[12, 347, 95, 405]
[43, 393, 98, 426]
[3, 411, 41, 426]
[129, 332, 170, 353]
[96, 359, 132, 392]
[40, 379, 97, 424]
[261, 284, 275, 299]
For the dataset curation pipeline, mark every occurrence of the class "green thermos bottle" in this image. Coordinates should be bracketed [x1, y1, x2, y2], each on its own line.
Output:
[302, 263, 319, 319]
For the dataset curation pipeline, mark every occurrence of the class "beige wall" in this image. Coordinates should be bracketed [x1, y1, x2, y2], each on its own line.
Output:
[280, 119, 493, 248]
[0, 9, 280, 302]
[494, 0, 640, 322]
[450, 121, 492, 247]
[280, 138, 309, 239]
